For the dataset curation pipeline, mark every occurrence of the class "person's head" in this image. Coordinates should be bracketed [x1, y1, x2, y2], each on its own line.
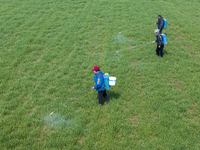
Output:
[91, 66, 100, 74]
[158, 15, 161, 19]
[154, 29, 159, 35]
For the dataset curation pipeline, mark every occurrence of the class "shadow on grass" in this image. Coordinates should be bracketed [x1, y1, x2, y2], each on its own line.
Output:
[101, 91, 120, 105]
[163, 48, 168, 55]
[108, 91, 121, 100]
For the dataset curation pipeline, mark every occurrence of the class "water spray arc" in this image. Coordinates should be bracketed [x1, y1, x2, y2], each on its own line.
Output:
[50, 86, 93, 115]
[119, 24, 154, 34]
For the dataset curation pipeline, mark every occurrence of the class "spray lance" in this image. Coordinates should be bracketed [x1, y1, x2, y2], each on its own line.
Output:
[49, 86, 93, 115]
[116, 43, 153, 53]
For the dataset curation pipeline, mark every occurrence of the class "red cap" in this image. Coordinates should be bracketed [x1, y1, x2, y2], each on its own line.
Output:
[91, 66, 99, 71]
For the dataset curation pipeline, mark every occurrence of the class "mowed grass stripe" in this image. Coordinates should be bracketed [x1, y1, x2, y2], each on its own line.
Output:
[0, 1, 90, 97]
[112, 0, 200, 148]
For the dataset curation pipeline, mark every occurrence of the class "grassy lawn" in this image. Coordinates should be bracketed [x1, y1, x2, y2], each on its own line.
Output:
[0, 0, 200, 149]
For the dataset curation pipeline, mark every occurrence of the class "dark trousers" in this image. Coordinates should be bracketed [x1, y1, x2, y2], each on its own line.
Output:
[156, 45, 164, 57]
[98, 91, 109, 105]
[159, 28, 163, 34]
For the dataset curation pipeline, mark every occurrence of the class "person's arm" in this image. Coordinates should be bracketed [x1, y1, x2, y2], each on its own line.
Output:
[152, 38, 157, 43]
[94, 76, 103, 89]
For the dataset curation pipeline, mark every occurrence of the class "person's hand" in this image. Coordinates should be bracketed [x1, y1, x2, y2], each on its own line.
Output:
[92, 86, 95, 90]
[154, 23, 157, 25]
[158, 45, 161, 48]
[152, 41, 155, 43]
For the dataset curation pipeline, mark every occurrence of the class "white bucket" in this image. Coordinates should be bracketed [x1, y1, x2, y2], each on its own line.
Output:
[109, 76, 116, 86]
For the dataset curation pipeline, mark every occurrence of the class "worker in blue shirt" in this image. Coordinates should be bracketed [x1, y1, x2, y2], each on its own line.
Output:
[91, 66, 110, 105]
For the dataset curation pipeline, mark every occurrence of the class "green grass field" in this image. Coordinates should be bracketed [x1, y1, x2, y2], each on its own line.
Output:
[1, 0, 200, 149]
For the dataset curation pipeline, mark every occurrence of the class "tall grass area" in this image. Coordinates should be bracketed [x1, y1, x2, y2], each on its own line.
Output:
[0, 0, 200, 149]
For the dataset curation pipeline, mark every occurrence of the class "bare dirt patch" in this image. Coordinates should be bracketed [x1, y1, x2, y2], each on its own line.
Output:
[131, 61, 136, 66]
[100, 118, 106, 123]
[192, 103, 197, 106]
[28, 107, 35, 116]
[79, 136, 86, 144]
[187, 108, 193, 113]
[128, 114, 137, 124]
[153, 115, 158, 120]
[125, 106, 129, 110]
[39, 126, 54, 140]
[175, 82, 183, 89]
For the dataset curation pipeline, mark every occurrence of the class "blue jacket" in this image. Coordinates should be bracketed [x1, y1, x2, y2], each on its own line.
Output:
[94, 71, 106, 91]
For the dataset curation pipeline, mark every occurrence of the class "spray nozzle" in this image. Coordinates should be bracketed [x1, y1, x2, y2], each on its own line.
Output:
[50, 111, 55, 115]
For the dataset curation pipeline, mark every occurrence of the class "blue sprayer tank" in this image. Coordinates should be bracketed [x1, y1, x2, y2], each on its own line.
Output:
[164, 19, 167, 28]
[162, 34, 167, 45]
[103, 73, 110, 90]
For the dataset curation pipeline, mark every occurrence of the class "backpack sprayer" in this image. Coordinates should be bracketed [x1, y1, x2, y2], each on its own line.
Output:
[162, 19, 172, 54]
[103, 73, 117, 95]
[163, 19, 167, 33]
[161, 19, 167, 44]
[103, 73, 116, 90]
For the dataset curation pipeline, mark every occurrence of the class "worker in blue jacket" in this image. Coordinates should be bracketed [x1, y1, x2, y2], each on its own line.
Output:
[91, 66, 110, 105]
